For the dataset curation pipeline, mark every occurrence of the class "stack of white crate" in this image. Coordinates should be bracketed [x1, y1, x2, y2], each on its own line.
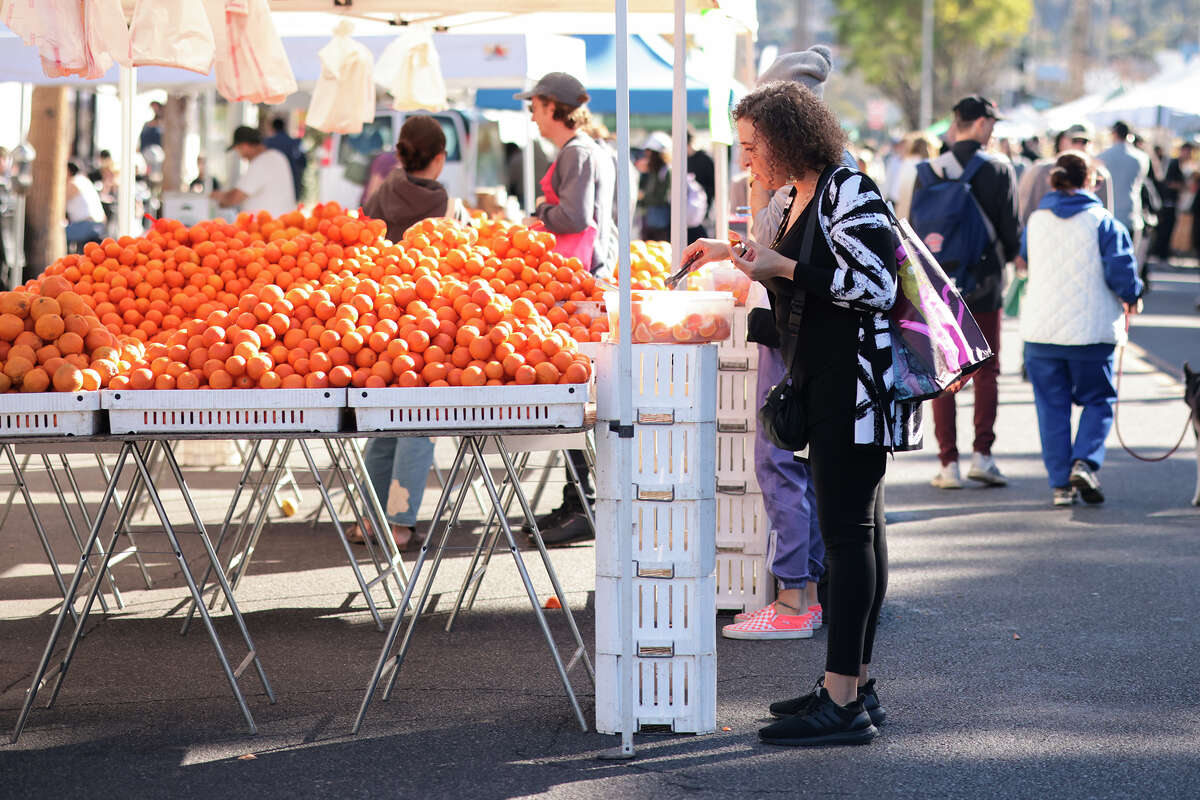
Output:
[713, 307, 775, 614]
[593, 343, 718, 735]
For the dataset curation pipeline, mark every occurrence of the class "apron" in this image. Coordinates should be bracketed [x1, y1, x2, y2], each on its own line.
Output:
[539, 158, 598, 267]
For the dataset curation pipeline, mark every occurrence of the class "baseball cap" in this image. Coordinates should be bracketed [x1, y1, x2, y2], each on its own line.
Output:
[640, 131, 672, 154]
[952, 95, 1004, 122]
[513, 72, 590, 107]
[1063, 122, 1095, 141]
[228, 125, 262, 150]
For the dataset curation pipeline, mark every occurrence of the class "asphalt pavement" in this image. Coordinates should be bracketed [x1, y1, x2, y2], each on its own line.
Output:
[1, 265, 1197, 799]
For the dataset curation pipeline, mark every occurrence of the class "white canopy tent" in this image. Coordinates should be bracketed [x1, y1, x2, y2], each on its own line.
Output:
[1085, 64, 1200, 132]
[5, 0, 754, 756]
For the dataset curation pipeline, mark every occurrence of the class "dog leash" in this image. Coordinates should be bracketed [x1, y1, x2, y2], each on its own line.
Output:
[1113, 315, 1192, 462]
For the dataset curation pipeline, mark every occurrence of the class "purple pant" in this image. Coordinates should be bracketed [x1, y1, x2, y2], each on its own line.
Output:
[754, 345, 825, 590]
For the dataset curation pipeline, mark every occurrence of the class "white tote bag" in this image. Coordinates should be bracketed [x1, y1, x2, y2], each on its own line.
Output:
[375, 29, 447, 112]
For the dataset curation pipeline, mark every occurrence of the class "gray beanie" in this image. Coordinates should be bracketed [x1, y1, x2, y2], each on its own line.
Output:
[756, 45, 834, 97]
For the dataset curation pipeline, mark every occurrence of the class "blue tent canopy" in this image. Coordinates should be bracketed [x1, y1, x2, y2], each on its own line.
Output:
[476, 34, 710, 114]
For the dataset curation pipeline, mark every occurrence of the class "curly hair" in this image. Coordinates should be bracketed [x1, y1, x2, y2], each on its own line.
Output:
[733, 81, 846, 182]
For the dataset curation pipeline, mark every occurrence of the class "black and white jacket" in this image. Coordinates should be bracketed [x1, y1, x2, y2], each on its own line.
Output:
[785, 167, 923, 451]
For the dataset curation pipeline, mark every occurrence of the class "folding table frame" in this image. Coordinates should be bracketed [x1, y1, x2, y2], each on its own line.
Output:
[354, 429, 596, 734]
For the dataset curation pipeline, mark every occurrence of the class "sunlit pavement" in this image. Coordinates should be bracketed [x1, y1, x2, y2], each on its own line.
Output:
[0, 273, 1196, 799]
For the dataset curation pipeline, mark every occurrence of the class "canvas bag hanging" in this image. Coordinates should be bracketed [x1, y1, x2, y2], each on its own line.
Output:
[375, 28, 447, 112]
[307, 21, 377, 135]
[886, 210, 994, 401]
[130, 0, 215, 74]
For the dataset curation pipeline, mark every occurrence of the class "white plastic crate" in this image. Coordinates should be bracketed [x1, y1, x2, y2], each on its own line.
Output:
[715, 493, 769, 555]
[715, 551, 775, 613]
[104, 389, 345, 433]
[715, 307, 758, 369]
[714, 431, 760, 495]
[595, 343, 716, 424]
[351, 384, 586, 431]
[594, 422, 715, 502]
[596, 575, 716, 657]
[716, 369, 757, 432]
[595, 653, 717, 734]
[595, 498, 716, 579]
[0, 392, 101, 436]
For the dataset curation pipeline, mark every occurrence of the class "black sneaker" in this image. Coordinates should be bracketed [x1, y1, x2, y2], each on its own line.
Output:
[770, 677, 887, 727]
[521, 502, 580, 536]
[536, 511, 594, 548]
[758, 688, 879, 747]
[1069, 460, 1105, 504]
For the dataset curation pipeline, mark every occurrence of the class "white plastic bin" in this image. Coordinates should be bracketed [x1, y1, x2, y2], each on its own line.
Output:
[714, 431, 760, 495]
[595, 498, 715, 579]
[715, 307, 758, 370]
[715, 493, 770, 555]
[103, 389, 345, 433]
[595, 343, 717, 424]
[594, 422, 716, 502]
[351, 384, 586, 431]
[715, 551, 775, 613]
[595, 652, 717, 734]
[0, 392, 101, 436]
[595, 575, 716, 657]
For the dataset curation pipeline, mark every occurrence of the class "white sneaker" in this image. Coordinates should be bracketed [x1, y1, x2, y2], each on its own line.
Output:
[931, 462, 964, 489]
[967, 453, 1008, 486]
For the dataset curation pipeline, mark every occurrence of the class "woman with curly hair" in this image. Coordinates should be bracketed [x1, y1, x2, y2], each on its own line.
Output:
[682, 81, 922, 747]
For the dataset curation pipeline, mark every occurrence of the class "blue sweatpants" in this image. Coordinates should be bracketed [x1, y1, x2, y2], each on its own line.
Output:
[753, 345, 825, 589]
[1024, 344, 1117, 489]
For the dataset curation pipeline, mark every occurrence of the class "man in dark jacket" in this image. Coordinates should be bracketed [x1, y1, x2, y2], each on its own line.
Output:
[915, 95, 1021, 491]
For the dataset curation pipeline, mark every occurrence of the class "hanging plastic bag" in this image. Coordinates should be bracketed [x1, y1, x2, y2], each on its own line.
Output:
[4, 0, 85, 78]
[130, 0, 214, 74]
[307, 21, 377, 135]
[205, 0, 297, 104]
[375, 28, 447, 112]
[84, 0, 132, 77]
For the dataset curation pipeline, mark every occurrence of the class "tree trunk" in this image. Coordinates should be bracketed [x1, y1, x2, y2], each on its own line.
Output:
[26, 86, 72, 277]
[1067, 0, 1091, 99]
[161, 94, 189, 194]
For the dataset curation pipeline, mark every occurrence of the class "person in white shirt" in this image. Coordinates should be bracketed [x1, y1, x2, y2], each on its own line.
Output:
[65, 160, 107, 247]
[213, 126, 297, 217]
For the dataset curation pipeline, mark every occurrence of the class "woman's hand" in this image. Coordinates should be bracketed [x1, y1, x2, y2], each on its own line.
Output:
[678, 238, 735, 271]
[729, 240, 796, 282]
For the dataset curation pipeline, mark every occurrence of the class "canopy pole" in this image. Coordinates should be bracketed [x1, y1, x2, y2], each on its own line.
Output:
[669, 0, 687, 260]
[118, 66, 137, 236]
[524, 81, 537, 215]
[714, 142, 728, 239]
[605, 0, 638, 762]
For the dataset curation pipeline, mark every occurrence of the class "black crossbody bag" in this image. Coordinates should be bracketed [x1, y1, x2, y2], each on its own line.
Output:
[757, 167, 833, 452]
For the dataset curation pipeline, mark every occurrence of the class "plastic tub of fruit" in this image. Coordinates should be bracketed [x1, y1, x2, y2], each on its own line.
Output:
[685, 262, 753, 306]
[604, 290, 734, 344]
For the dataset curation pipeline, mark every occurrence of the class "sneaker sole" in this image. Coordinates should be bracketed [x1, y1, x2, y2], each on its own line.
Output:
[1069, 475, 1104, 504]
[770, 705, 886, 725]
[721, 627, 814, 640]
[967, 471, 1008, 487]
[930, 479, 964, 489]
[759, 724, 880, 747]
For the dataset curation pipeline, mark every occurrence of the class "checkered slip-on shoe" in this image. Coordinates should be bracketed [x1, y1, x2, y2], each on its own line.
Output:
[722, 606, 816, 640]
[735, 602, 823, 627]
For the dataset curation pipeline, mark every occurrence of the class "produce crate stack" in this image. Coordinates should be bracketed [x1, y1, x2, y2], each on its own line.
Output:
[593, 342, 718, 735]
[713, 306, 775, 614]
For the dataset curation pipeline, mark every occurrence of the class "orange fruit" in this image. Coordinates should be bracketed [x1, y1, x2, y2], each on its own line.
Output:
[34, 314, 65, 341]
[30, 296, 61, 321]
[328, 365, 352, 387]
[20, 366, 50, 392]
[0, 292, 30, 318]
[514, 364, 536, 385]
[4, 356, 34, 382]
[0, 313, 24, 340]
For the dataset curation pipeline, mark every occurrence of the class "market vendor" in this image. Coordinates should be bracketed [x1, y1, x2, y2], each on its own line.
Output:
[517, 72, 617, 277]
[212, 126, 297, 218]
[515, 71, 615, 547]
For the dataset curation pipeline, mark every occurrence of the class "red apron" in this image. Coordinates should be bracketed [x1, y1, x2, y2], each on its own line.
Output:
[539, 160, 598, 266]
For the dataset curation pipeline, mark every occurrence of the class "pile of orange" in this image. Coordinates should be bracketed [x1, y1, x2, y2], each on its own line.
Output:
[0, 275, 132, 393]
[19, 205, 603, 391]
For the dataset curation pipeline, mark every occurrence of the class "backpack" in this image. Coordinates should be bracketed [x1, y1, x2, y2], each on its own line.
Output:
[909, 152, 1001, 301]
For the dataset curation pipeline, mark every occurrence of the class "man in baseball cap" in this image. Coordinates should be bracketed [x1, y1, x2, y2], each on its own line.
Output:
[513, 72, 590, 107]
[951, 94, 1004, 122]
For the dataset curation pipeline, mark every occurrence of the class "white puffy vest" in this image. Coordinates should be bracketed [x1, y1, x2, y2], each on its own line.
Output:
[1021, 205, 1126, 347]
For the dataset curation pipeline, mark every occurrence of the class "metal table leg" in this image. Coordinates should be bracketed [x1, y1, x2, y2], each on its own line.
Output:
[11, 442, 134, 742]
[352, 437, 473, 734]
[322, 438, 399, 608]
[297, 439, 385, 631]
[40, 454, 121, 612]
[468, 436, 588, 730]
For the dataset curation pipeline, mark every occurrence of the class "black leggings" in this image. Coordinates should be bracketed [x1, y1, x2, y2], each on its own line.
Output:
[806, 416, 888, 677]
